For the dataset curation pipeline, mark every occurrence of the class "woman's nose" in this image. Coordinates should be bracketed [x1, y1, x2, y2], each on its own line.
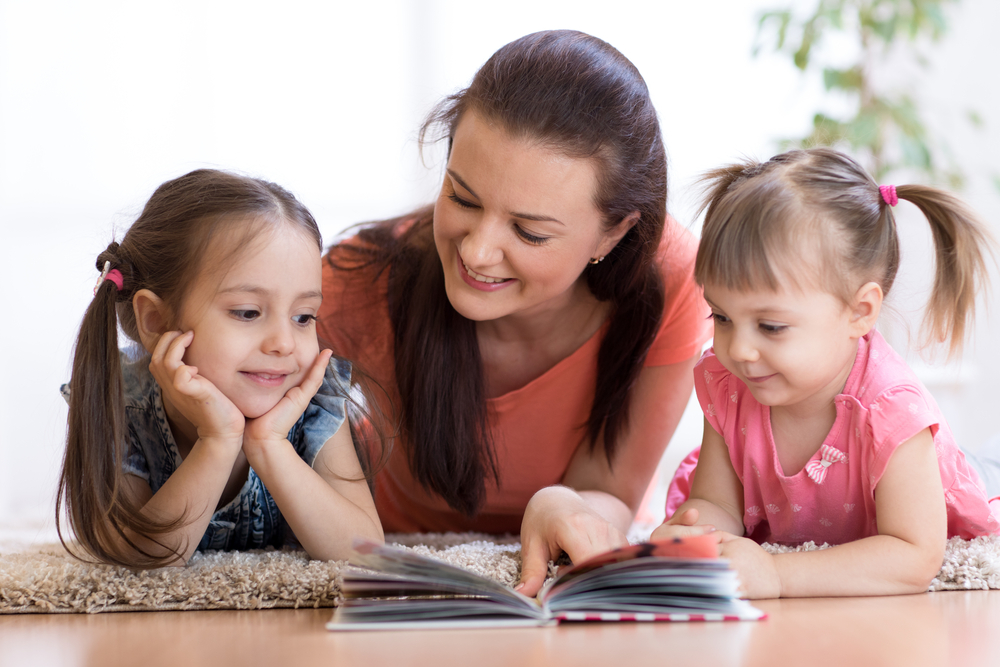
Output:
[460, 217, 504, 269]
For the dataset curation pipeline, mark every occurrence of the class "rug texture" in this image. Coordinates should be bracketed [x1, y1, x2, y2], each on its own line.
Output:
[1, 533, 998, 614]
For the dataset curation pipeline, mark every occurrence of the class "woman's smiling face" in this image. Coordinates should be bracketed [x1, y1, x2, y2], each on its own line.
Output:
[432, 111, 623, 325]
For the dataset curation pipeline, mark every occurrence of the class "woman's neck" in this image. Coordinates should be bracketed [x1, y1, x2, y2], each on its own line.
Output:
[476, 278, 609, 397]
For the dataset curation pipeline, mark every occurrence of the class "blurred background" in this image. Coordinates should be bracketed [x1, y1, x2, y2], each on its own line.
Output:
[1, 0, 997, 541]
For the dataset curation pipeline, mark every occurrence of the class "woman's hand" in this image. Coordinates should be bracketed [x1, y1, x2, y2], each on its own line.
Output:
[149, 330, 245, 444]
[243, 349, 333, 459]
[517, 486, 629, 597]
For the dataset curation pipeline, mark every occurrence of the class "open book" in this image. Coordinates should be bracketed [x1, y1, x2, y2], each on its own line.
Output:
[327, 535, 765, 630]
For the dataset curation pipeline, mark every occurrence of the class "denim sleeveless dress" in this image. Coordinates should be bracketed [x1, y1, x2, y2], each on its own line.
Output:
[62, 352, 352, 553]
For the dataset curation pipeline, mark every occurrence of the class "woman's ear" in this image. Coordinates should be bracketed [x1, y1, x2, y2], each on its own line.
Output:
[595, 211, 641, 257]
[132, 289, 172, 353]
[849, 281, 883, 338]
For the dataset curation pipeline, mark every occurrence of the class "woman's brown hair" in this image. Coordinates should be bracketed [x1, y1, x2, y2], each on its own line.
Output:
[695, 147, 992, 356]
[330, 30, 668, 515]
[58, 169, 375, 567]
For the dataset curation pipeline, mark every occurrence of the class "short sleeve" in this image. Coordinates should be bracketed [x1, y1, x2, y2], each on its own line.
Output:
[692, 350, 733, 438]
[644, 217, 712, 367]
[289, 356, 353, 467]
[868, 385, 940, 484]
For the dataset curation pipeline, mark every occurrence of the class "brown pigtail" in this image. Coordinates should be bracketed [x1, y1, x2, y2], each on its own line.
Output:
[896, 185, 993, 356]
[58, 249, 184, 567]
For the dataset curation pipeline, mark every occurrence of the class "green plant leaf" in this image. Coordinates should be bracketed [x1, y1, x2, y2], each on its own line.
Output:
[823, 66, 864, 91]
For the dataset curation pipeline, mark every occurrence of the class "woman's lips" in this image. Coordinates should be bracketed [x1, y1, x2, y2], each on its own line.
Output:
[457, 249, 515, 292]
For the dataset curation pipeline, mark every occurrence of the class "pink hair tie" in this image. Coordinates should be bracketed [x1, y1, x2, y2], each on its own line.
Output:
[94, 261, 124, 295]
[879, 184, 898, 207]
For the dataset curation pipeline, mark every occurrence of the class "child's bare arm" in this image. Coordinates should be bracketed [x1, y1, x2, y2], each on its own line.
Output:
[247, 421, 383, 560]
[651, 418, 745, 540]
[758, 427, 946, 597]
[241, 349, 383, 560]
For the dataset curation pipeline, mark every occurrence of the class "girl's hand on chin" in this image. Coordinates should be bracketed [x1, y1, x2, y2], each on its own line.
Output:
[149, 330, 245, 444]
[243, 349, 332, 455]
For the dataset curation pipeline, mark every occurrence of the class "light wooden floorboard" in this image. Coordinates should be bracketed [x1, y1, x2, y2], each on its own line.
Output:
[2, 590, 998, 666]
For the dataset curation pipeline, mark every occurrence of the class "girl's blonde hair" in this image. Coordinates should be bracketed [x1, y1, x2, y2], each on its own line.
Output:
[695, 147, 991, 356]
[58, 170, 379, 567]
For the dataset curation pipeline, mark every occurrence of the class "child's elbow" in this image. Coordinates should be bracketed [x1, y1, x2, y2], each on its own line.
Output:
[901, 545, 944, 593]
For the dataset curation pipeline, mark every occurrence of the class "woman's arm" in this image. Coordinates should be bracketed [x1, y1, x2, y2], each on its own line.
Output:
[517, 354, 698, 596]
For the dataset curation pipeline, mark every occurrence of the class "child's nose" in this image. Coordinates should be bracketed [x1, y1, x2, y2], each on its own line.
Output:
[264, 321, 295, 355]
[728, 330, 760, 363]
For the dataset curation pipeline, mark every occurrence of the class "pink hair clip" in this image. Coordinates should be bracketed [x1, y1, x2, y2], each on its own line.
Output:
[93, 260, 124, 295]
[879, 184, 898, 207]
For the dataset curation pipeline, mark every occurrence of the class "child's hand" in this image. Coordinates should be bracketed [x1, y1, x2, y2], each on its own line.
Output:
[718, 535, 781, 599]
[243, 349, 333, 455]
[650, 508, 717, 541]
[149, 330, 245, 443]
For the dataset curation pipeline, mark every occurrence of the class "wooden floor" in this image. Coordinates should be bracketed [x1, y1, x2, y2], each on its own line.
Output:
[2, 590, 998, 666]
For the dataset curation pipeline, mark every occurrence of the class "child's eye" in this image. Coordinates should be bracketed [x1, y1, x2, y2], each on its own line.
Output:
[447, 192, 479, 210]
[293, 314, 317, 326]
[230, 309, 260, 321]
[710, 312, 731, 325]
[515, 225, 548, 245]
[759, 322, 787, 334]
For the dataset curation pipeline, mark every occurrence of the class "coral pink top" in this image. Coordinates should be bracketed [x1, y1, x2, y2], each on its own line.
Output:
[319, 216, 711, 533]
[668, 330, 999, 544]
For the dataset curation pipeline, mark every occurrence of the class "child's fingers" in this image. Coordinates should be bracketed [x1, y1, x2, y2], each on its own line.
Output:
[149, 330, 182, 367]
[276, 350, 332, 411]
[673, 508, 701, 526]
[163, 330, 195, 371]
[300, 349, 333, 396]
[245, 351, 333, 442]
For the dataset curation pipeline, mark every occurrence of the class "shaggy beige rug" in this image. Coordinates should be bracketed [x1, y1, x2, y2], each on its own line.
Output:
[2, 533, 998, 614]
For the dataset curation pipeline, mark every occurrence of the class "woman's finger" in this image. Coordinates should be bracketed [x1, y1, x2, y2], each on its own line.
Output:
[516, 538, 552, 598]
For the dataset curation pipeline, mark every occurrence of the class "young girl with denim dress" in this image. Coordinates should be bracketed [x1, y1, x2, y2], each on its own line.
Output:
[58, 169, 383, 568]
[653, 148, 999, 598]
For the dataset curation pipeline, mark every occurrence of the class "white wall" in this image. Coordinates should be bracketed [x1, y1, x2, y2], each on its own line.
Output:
[1, 0, 997, 539]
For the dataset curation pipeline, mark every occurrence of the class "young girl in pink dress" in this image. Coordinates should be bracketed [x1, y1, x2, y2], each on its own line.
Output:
[652, 147, 999, 598]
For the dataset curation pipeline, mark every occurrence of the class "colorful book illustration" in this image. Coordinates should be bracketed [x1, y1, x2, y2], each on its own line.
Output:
[327, 535, 765, 631]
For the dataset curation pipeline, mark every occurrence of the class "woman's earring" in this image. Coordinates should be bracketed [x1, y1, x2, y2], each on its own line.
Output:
[588, 256, 605, 265]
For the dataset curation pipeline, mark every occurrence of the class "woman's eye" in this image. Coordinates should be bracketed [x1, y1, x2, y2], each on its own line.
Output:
[231, 309, 260, 321]
[293, 314, 317, 326]
[447, 192, 479, 210]
[515, 225, 547, 245]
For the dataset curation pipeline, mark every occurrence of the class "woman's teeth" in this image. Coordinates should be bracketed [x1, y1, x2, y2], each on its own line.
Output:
[464, 262, 509, 284]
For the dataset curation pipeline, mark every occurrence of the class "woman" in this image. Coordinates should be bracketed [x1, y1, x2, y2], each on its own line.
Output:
[319, 30, 711, 595]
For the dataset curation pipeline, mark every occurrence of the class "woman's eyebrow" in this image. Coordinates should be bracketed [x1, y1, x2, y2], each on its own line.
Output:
[446, 169, 564, 225]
